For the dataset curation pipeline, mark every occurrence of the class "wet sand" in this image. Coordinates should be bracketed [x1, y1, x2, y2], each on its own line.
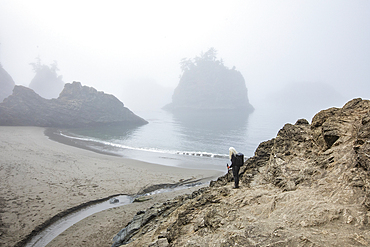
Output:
[0, 126, 223, 247]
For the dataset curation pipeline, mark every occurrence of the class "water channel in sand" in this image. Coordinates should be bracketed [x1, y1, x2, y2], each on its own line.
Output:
[25, 195, 133, 247]
[25, 182, 205, 247]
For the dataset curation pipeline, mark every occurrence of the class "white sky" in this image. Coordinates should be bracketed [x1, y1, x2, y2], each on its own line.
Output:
[0, 0, 369, 110]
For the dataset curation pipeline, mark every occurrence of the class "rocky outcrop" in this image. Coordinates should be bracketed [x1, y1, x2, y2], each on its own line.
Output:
[112, 98, 370, 246]
[0, 65, 15, 103]
[163, 48, 254, 112]
[0, 81, 147, 127]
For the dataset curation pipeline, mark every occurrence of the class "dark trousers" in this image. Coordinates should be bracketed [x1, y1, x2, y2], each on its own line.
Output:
[232, 165, 240, 188]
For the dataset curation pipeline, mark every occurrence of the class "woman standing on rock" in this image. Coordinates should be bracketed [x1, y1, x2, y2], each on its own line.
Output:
[228, 147, 243, 189]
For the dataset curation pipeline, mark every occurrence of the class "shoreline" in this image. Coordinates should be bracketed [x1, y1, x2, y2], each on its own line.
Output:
[45, 127, 229, 172]
[44, 128, 123, 158]
[0, 126, 223, 247]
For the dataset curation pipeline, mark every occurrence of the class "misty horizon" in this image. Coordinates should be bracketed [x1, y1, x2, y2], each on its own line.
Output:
[0, 0, 369, 116]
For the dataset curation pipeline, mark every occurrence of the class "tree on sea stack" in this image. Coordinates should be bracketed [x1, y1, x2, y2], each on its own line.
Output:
[29, 57, 65, 99]
[164, 48, 254, 112]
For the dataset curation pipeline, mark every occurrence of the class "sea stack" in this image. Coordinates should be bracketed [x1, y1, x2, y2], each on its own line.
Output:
[163, 48, 254, 113]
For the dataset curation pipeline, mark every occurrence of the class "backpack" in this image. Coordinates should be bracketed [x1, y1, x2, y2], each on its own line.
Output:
[236, 153, 244, 166]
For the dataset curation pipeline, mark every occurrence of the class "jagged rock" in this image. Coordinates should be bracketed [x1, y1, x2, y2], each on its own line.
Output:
[133, 196, 152, 203]
[112, 98, 370, 247]
[0, 65, 15, 103]
[0, 81, 147, 127]
[109, 198, 119, 204]
[112, 202, 176, 247]
[148, 238, 169, 247]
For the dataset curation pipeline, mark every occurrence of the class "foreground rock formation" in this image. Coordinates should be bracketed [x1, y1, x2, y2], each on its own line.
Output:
[112, 98, 370, 246]
[0, 81, 147, 127]
[0, 64, 15, 103]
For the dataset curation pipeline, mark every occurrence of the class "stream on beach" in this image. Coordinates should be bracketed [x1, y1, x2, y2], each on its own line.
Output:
[25, 195, 133, 247]
[25, 180, 205, 247]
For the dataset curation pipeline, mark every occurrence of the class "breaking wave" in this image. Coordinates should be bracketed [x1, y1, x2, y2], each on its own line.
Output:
[58, 131, 229, 160]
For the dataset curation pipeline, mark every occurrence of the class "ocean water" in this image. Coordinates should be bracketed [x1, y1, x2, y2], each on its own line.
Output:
[58, 103, 314, 172]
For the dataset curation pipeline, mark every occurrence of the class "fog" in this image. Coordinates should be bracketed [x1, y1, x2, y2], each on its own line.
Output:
[0, 0, 369, 114]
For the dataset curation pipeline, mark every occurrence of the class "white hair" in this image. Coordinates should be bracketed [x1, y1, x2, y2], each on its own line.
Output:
[229, 147, 237, 160]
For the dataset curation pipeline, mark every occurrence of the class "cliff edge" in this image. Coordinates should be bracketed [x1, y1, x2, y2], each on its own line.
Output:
[113, 98, 370, 246]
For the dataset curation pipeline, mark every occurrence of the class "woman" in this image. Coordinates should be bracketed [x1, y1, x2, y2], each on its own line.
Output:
[228, 147, 240, 188]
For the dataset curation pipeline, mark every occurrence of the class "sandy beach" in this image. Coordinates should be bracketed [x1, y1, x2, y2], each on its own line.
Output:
[0, 127, 223, 247]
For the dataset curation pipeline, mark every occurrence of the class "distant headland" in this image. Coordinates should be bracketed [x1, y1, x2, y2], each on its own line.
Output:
[0, 81, 147, 128]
